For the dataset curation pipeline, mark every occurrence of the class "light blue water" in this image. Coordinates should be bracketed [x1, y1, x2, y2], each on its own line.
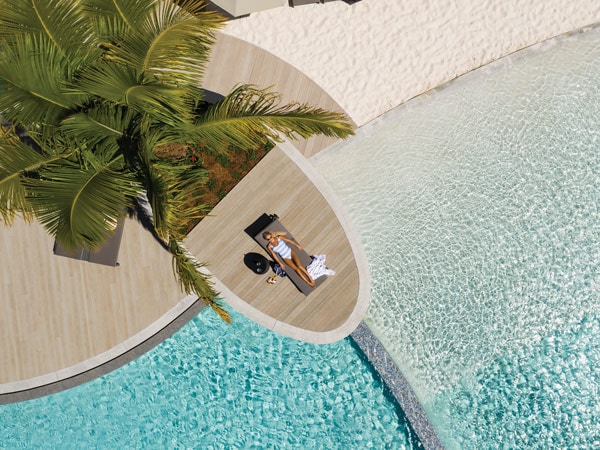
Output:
[315, 28, 599, 449]
[0, 308, 418, 449]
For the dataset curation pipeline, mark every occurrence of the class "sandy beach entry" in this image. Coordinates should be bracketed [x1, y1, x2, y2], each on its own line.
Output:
[224, 0, 600, 126]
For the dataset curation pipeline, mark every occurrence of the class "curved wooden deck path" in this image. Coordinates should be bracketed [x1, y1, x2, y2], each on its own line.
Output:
[0, 33, 367, 396]
[0, 217, 188, 394]
[185, 141, 369, 343]
[187, 33, 368, 343]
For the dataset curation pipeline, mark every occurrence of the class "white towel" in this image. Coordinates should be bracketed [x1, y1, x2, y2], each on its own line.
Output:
[306, 254, 336, 280]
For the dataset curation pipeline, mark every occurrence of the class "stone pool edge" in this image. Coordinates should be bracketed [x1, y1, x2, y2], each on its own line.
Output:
[0, 297, 206, 404]
[351, 322, 445, 450]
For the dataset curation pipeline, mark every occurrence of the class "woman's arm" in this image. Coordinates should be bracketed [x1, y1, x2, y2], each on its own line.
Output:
[280, 235, 304, 251]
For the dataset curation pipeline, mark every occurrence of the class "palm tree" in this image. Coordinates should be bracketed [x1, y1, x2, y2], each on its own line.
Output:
[0, 0, 353, 321]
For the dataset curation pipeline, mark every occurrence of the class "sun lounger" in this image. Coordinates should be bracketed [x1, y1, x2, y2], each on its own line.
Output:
[253, 216, 327, 295]
[53, 219, 125, 267]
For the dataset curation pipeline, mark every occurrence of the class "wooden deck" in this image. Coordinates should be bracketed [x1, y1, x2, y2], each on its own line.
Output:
[192, 34, 367, 342]
[0, 216, 189, 391]
[0, 32, 367, 394]
[185, 142, 368, 343]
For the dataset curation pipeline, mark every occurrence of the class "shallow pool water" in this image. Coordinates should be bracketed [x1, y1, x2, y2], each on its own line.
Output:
[0, 309, 418, 449]
[315, 27, 599, 449]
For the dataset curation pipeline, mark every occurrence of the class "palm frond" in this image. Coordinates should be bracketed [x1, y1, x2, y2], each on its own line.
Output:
[191, 85, 355, 151]
[60, 104, 139, 154]
[142, 158, 210, 241]
[0, 129, 71, 224]
[0, 34, 89, 126]
[82, 0, 158, 35]
[104, 0, 224, 88]
[0, 0, 99, 71]
[75, 62, 193, 124]
[25, 154, 142, 250]
[0, 0, 48, 36]
[169, 238, 231, 323]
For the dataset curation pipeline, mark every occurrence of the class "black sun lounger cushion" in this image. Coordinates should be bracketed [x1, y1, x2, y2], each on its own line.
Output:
[255, 219, 327, 295]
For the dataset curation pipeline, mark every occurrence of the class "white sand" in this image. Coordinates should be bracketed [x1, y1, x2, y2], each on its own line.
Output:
[223, 0, 600, 127]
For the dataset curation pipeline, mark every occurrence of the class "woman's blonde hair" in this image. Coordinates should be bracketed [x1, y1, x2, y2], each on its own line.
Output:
[262, 230, 286, 240]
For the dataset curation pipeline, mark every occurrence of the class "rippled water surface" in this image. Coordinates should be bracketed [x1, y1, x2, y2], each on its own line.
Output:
[0, 309, 417, 449]
[315, 28, 599, 449]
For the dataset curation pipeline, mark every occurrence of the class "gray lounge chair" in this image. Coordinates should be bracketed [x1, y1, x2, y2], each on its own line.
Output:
[53, 220, 125, 267]
[255, 218, 327, 295]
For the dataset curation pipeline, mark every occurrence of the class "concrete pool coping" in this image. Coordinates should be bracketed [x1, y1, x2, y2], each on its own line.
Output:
[0, 295, 201, 401]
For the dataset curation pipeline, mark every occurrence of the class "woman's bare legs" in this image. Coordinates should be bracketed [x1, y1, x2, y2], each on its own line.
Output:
[284, 252, 315, 287]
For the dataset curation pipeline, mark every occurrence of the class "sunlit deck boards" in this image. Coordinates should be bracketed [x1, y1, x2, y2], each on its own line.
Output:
[0, 217, 188, 390]
[185, 144, 366, 343]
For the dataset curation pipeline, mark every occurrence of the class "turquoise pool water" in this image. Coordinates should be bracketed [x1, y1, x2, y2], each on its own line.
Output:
[0, 309, 418, 448]
[315, 28, 599, 449]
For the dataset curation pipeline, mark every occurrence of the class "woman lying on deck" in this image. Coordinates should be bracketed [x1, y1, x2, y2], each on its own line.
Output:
[263, 231, 316, 288]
